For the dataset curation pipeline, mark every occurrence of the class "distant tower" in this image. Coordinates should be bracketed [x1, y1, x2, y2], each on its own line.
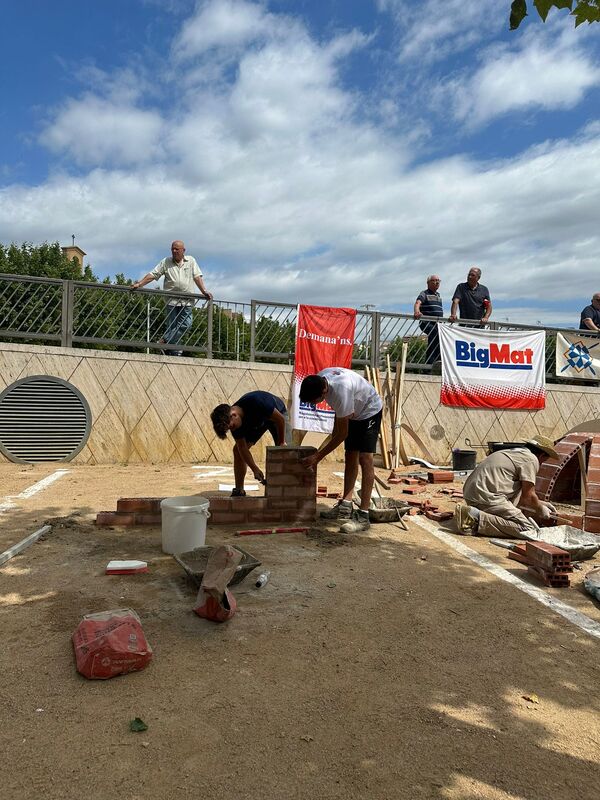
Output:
[61, 234, 86, 271]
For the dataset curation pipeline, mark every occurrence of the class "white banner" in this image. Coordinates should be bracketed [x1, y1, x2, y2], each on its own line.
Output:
[556, 331, 600, 380]
[439, 324, 545, 410]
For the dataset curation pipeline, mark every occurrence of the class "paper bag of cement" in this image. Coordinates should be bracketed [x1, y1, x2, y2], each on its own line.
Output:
[584, 566, 600, 602]
[193, 545, 242, 623]
[72, 608, 152, 679]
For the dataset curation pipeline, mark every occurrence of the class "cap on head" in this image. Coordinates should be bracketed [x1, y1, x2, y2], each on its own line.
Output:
[524, 435, 559, 460]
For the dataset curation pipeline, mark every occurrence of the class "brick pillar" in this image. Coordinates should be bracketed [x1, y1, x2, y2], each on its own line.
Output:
[265, 446, 317, 523]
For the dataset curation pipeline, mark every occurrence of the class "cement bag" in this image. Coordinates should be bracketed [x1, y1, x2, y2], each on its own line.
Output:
[193, 587, 237, 622]
[72, 608, 152, 679]
[584, 566, 600, 602]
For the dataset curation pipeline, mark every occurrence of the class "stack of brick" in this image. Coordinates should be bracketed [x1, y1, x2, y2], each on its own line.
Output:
[208, 446, 317, 526]
[96, 498, 163, 527]
[508, 541, 572, 588]
[584, 435, 600, 534]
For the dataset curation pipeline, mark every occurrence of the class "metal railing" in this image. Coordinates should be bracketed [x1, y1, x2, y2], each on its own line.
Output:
[0, 272, 593, 380]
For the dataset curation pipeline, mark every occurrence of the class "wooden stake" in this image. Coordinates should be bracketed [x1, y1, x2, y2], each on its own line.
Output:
[373, 367, 390, 469]
[393, 343, 409, 468]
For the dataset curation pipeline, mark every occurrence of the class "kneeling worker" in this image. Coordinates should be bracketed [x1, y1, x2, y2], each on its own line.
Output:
[211, 391, 289, 496]
[454, 436, 559, 538]
[299, 367, 383, 534]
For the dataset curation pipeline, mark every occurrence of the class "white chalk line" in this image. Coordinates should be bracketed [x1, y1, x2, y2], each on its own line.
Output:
[413, 516, 600, 641]
[191, 466, 234, 482]
[0, 469, 70, 513]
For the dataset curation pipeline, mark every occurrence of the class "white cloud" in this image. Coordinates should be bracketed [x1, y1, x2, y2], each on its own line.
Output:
[2, 1, 600, 329]
[173, 0, 283, 59]
[450, 33, 600, 126]
[40, 96, 164, 167]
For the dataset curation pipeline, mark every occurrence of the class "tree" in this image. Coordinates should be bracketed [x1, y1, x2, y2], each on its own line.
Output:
[510, 1, 600, 29]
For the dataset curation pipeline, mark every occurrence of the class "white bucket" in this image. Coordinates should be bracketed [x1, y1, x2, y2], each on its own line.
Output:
[160, 496, 211, 555]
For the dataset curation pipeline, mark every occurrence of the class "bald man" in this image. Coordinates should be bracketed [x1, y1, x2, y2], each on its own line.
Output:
[132, 240, 212, 356]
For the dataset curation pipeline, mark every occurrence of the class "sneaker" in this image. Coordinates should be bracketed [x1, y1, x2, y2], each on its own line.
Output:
[454, 503, 477, 534]
[320, 499, 352, 520]
[340, 510, 371, 534]
[231, 488, 246, 497]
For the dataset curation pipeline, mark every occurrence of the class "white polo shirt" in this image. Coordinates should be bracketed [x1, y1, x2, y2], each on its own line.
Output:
[318, 367, 383, 421]
[150, 255, 202, 306]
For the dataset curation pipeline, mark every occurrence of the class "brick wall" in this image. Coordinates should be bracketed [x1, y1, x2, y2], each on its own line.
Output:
[208, 446, 317, 526]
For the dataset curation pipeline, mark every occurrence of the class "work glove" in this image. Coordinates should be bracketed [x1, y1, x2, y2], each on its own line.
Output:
[539, 504, 554, 521]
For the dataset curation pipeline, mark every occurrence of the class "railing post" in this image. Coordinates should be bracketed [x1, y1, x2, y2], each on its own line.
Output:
[250, 300, 256, 362]
[61, 280, 74, 348]
[206, 299, 213, 359]
[370, 311, 380, 370]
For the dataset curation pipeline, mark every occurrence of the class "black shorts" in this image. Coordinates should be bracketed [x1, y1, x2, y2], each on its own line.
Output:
[345, 409, 382, 453]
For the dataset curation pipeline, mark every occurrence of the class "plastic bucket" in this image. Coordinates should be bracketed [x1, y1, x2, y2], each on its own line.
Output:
[452, 449, 477, 471]
[160, 496, 211, 555]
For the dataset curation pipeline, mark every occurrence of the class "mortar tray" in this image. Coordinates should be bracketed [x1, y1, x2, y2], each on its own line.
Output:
[173, 545, 261, 587]
[369, 497, 411, 524]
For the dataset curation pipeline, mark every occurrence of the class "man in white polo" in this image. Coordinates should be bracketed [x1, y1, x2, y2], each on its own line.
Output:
[132, 240, 212, 356]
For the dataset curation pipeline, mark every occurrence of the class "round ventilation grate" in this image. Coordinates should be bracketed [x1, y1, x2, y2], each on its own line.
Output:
[0, 376, 91, 463]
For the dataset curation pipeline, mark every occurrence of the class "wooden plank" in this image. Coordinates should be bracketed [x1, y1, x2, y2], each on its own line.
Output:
[0, 525, 52, 567]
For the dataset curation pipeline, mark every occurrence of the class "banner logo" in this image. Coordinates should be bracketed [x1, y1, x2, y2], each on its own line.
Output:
[560, 339, 598, 375]
[556, 332, 600, 380]
[455, 340, 533, 370]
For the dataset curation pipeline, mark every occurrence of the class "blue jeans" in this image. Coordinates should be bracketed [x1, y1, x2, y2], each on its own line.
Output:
[165, 305, 192, 356]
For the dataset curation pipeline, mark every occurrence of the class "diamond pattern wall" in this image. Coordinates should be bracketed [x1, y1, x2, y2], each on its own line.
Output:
[1, 342, 600, 465]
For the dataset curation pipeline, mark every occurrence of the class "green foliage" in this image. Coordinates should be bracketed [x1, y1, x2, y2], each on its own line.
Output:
[510, 0, 600, 29]
[0, 241, 88, 280]
[254, 315, 296, 362]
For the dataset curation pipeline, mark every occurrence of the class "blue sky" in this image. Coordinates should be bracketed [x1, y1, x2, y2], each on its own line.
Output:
[1, 0, 600, 326]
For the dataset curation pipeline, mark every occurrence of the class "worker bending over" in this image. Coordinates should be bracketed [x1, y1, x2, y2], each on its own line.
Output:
[211, 391, 290, 496]
[454, 436, 559, 538]
[299, 367, 382, 534]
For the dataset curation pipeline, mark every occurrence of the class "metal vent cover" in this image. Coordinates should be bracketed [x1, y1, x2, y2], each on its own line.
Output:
[0, 376, 91, 463]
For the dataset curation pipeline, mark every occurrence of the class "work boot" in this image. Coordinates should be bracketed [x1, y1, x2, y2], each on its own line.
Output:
[320, 499, 352, 520]
[231, 488, 246, 497]
[454, 503, 478, 534]
[340, 509, 371, 534]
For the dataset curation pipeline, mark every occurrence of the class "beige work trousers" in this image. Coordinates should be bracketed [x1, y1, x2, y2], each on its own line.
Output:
[475, 498, 537, 538]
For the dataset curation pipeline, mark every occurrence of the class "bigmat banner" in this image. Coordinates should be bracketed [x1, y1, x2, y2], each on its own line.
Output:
[556, 331, 600, 381]
[439, 325, 545, 410]
[292, 305, 356, 433]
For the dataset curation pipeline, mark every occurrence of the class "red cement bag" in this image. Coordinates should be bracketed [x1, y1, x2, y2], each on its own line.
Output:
[193, 588, 237, 623]
[72, 608, 152, 680]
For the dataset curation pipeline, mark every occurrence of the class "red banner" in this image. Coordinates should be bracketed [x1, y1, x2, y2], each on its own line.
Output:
[292, 304, 356, 432]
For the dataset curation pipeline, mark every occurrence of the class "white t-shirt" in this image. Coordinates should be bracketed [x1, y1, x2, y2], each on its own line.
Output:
[318, 367, 383, 421]
[150, 256, 202, 306]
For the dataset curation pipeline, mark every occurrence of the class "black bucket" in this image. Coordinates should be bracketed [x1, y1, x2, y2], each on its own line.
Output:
[452, 449, 477, 471]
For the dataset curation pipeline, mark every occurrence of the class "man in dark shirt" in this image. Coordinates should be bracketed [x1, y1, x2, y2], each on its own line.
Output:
[211, 391, 289, 496]
[414, 275, 444, 364]
[579, 294, 600, 333]
[449, 267, 492, 325]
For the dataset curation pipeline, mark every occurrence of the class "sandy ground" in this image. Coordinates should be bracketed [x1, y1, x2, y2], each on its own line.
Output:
[1, 461, 600, 800]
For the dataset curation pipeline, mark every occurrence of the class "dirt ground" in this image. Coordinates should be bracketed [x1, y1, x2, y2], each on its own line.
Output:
[1, 460, 600, 800]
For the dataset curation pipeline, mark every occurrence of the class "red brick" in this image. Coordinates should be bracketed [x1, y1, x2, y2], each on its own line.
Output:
[586, 468, 600, 483]
[206, 496, 232, 512]
[295, 499, 317, 514]
[267, 499, 299, 510]
[585, 499, 600, 517]
[247, 510, 283, 523]
[134, 513, 162, 525]
[117, 497, 163, 513]
[210, 512, 247, 525]
[401, 486, 426, 495]
[229, 497, 266, 511]
[265, 486, 283, 498]
[282, 486, 314, 498]
[96, 511, 135, 526]
[268, 473, 307, 487]
[584, 516, 600, 533]
[427, 471, 454, 483]
[267, 461, 284, 473]
[401, 478, 419, 485]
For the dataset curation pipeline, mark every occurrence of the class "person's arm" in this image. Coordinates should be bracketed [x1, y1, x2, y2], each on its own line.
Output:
[131, 273, 156, 290]
[269, 408, 287, 446]
[193, 274, 213, 300]
[519, 481, 554, 519]
[301, 417, 349, 471]
[413, 298, 422, 318]
[234, 437, 264, 482]
[582, 316, 599, 332]
[449, 297, 459, 322]
[481, 297, 492, 323]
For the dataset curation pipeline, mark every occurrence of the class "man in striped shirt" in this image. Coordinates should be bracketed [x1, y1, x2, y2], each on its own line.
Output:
[414, 275, 443, 365]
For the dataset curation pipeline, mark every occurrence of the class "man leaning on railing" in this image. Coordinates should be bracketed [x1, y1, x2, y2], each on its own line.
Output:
[130, 240, 212, 356]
